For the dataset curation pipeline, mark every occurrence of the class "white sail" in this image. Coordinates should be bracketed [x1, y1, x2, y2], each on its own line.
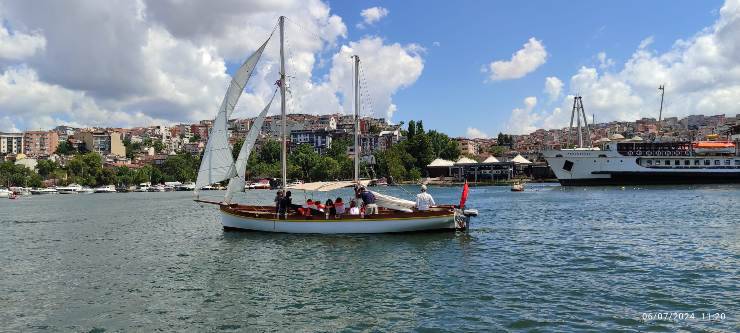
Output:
[371, 191, 416, 213]
[224, 90, 277, 203]
[195, 38, 270, 192]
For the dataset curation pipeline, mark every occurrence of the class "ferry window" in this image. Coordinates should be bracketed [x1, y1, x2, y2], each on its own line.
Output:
[674, 160, 680, 166]
[736, 160, 740, 166]
[704, 160, 711, 166]
[725, 159, 731, 165]
[694, 160, 700, 165]
[646, 160, 652, 165]
[655, 160, 661, 165]
[714, 160, 720, 165]
[684, 160, 690, 166]
[563, 160, 574, 171]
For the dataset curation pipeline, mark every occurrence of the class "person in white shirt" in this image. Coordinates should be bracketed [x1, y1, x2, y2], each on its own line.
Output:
[416, 185, 435, 211]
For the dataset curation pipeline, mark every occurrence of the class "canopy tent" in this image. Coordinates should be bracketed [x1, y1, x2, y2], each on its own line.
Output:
[630, 136, 644, 141]
[511, 154, 532, 164]
[482, 156, 500, 163]
[609, 134, 625, 140]
[594, 137, 612, 144]
[427, 158, 455, 167]
[286, 180, 371, 192]
[455, 156, 478, 164]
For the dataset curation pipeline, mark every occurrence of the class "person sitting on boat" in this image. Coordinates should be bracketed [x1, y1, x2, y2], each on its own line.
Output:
[415, 185, 435, 211]
[300, 199, 314, 216]
[348, 200, 360, 215]
[334, 197, 345, 217]
[358, 186, 378, 216]
[325, 199, 335, 219]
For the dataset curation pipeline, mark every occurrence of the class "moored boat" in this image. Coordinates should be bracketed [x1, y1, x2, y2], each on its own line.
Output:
[57, 183, 83, 194]
[31, 188, 58, 195]
[0, 188, 10, 198]
[93, 185, 116, 193]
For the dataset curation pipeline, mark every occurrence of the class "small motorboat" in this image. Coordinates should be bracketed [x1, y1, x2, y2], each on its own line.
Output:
[511, 181, 525, 192]
[78, 187, 95, 194]
[31, 188, 58, 195]
[93, 185, 116, 193]
[56, 183, 83, 194]
[0, 188, 11, 198]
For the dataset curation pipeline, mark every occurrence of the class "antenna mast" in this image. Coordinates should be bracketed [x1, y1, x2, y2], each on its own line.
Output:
[279, 16, 287, 189]
[568, 96, 592, 148]
[353, 55, 360, 183]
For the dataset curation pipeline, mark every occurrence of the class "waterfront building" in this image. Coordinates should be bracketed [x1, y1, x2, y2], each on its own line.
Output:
[290, 129, 333, 154]
[23, 131, 59, 157]
[0, 132, 24, 155]
[79, 130, 125, 157]
[457, 139, 479, 156]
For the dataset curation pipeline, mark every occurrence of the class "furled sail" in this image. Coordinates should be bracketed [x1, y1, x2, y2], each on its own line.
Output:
[370, 191, 416, 213]
[195, 38, 270, 192]
[224, 90, 277, 203]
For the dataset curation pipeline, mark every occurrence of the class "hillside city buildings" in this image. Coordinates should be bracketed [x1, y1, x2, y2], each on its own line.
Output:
[2, 112, 739, 178]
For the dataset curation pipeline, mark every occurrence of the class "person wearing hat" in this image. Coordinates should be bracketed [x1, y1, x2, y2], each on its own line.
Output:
[358, 186, 378, 216]
[415, 184, 435, 211]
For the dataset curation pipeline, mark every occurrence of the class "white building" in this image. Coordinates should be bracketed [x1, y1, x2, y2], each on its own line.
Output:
[0, 133, 24, 155]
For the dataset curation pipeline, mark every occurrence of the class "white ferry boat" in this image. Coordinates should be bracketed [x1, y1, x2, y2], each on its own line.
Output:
[543, 140, 740, 185]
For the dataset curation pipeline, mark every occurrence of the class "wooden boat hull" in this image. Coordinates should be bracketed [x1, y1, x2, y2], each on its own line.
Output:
[219, 204, 460, 234]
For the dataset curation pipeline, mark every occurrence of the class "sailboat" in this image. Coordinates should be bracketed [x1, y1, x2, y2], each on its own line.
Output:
[194, 16, 477, 233]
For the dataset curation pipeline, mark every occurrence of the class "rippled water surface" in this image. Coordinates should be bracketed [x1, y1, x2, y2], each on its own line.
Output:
[1, 185, 739, 332]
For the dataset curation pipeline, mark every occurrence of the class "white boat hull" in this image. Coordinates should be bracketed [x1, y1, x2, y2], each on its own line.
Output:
[220, 210, 458, 234]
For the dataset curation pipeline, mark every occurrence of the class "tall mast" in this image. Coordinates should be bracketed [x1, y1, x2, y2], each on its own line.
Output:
[658, 84, 665, 133]
[353, 55, 360, 183]
[279, 16, 287, 189]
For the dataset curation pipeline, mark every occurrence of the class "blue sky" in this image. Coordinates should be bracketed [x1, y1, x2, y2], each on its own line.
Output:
[320, 0, 724, 137]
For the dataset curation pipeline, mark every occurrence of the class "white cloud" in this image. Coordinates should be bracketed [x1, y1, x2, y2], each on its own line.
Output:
[357, 6, 389, 28]
[0, 23, 45, 60]
[505, 96, 541, 134]
[597, 52, 615, 69]
[544, 76, 563, 101]
[0, 0, 422, 130]
[487, 37, 547, 81]
[328, 36, 424, 119]
[506, 0, 740, 133]
[466, 127, 488, 139]
[432, 41, 441, 47]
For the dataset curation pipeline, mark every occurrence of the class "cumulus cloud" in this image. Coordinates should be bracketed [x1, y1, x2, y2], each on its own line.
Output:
[0, 0, 422, 131]
[505, 0, 740, 133]
[544, 76, 563, 101]
[0, 23, 45, 61]
[486, 37, 547, 81]
[466, 127, 489, 139]
[357, 6, 389, 28]
[328, 37, 424, 120]
[505, 96, 541, 134]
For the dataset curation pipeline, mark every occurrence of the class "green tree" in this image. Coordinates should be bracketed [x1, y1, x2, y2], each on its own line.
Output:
[309, 156, 340, 180]
[427, 130, 460, 160]
[153, 140, 165, 153]
[259, 139, 281, 164]
[407, 120, 416, 139]
[290, 144, 320, 180]
[36, 160, 59, 179]
[55, 140, 76, 155]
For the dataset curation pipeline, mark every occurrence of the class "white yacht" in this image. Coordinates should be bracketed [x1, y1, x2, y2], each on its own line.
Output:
[0, 188, 11, 198]
[134, 183, 151, 192]
[56, 183, 83, 194]
[93, 185, 116, 193]
[31, 188, 58, 195]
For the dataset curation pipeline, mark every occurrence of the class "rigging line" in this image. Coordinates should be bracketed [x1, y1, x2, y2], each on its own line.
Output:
[284, 16, 325, 44]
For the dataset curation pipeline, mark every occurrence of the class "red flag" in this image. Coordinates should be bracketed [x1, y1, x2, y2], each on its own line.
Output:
[459, 180, 469, 208]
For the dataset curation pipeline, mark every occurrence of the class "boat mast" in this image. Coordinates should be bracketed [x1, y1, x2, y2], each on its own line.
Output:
[279, 16, 287, 189]
[658, 84, 665, 133]
[353, 55, 360, 183]
[576, 97, 583, 148]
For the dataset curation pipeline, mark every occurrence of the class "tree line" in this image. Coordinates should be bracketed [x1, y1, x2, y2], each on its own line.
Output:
[1, 120, 462, 188]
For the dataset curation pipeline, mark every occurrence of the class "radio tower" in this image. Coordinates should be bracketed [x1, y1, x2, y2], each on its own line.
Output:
[567, 96, 593, 148]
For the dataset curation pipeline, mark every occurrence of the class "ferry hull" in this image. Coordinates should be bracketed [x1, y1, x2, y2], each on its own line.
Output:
[560, 171, 740, 186]
[220, 208, 458, 234]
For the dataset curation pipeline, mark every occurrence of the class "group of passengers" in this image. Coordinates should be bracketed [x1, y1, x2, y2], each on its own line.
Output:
[273, 185, 435, 219]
